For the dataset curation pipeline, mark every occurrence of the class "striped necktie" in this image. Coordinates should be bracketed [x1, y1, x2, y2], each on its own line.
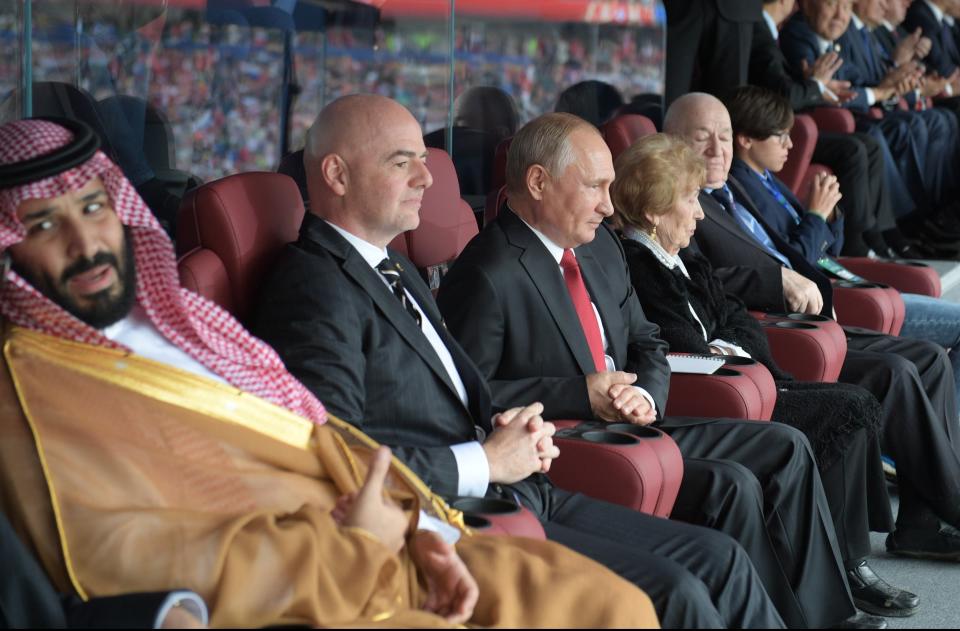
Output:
[377, 258, 423, 327]
[709, 185, 793, 269]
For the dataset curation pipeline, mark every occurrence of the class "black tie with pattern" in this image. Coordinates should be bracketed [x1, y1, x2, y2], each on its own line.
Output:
[377, 258, 423, 327]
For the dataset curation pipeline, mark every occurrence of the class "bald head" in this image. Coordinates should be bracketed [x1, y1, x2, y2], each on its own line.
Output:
[303, 94, 431, 247]
[664, 93, 733, 188]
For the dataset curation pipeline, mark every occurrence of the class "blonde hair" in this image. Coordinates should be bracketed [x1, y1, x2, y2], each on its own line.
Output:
[611, 133, 706, 232]
[505, 112, 597, 196]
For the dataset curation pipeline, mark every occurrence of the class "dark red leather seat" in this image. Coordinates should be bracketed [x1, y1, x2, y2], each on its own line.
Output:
[176, 171, 304, 321]
[600, 114, 657, 162]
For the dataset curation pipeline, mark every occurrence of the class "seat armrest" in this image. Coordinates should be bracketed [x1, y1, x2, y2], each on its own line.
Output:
[751, 312, 846, 382]
[666, 360, 776, 421]
[549, 422, 683, 517]
[833, 281, 905, 336]
[837, 257, 941, 298]
[448, 496, 546, 539]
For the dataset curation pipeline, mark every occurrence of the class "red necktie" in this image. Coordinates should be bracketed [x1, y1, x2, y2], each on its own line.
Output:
[560, 249, 606, 372]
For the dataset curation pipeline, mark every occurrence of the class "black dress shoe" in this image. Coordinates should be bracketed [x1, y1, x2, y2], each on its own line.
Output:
[888, 526, 960, 561]
[846, 560, 919, 617]
[833, 611, 888, 629]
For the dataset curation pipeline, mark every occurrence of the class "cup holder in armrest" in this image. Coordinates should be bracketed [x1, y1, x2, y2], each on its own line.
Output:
[549, 422, 684, 516]
[606, 423, 664, 438]
[764, 312, 830, 322]
[712, 367, 743, 376]
[580, 430, 641, 445]
[835, 280, 886, 289]
[720, 355, 758, 366]
[450, 496, 545, 539]
[769, 321, 818, 329]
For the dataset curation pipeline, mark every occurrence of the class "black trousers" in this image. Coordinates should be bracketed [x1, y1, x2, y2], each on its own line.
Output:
[842, 331, 960, 528]
[661, 418, 856, 629]
[772, 380, 894, 564]
[503, 474, 784, 629]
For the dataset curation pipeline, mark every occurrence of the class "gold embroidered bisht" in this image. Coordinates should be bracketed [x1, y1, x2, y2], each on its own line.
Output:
[0, 326, 657, 628]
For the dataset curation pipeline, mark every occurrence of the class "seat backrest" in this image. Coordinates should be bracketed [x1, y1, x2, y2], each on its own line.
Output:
[400, 147, 479, 290]
[99, 94, 176, 172]
[779, 113, 818, 197]
[488, 135, 513, 195]
[176, 172, 304, 321]
[424, 127, 502, 197]
[31, 81, 119, 162]
[600, 114, 657, 162]
[277, 148, 309, 209]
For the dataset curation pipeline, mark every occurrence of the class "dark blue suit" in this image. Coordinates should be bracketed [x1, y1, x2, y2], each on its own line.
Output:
[780, 12, 936, 214]
[728, 159, 843, 262]
[904, 0, 960, 78]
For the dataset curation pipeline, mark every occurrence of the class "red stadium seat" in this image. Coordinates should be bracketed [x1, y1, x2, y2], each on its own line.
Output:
[395, 148, 479, 291]
[833, 281, 906, 336]
[600, 113, 657, 161]
[666, 356, 777, 421]
[750, 312, 847, 383]
[550, 421, 683, 517]
[176, 172, 304, 322]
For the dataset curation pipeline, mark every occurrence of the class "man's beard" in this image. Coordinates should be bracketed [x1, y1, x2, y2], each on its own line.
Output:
[15, 228, 137, 329]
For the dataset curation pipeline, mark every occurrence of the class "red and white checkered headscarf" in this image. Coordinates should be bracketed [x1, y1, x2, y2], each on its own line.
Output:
[0, 119, 326, 424]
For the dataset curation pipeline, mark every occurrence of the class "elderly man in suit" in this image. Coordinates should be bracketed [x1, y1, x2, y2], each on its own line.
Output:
[664, 90, 960, 566]
[435, 109, 884, 629]
[251, 93, 791, 630]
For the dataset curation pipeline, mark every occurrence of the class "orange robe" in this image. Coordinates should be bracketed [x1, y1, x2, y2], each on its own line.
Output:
[0, 325, 657, 628]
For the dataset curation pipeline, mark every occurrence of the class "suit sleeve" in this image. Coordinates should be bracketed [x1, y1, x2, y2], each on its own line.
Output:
[251, 251, 462, 496]
[438, 260, 596, 420]
[749, 21, 824, 111]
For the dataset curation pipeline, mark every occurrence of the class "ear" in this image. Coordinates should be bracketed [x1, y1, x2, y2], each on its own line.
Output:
[526, 164, 549, 201]
[734, 133, 753, 153]
[320, 153, 348, 197]
[643, 212, 661, 229]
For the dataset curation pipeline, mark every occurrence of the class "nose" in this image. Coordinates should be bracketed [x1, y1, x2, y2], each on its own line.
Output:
[694, 199, 705, 221]
[598, 185, 614, 217]
[785, 134, 794, 150]
[705, 134, 722, 157]
[413, 158, 433, 190]
[64, 218, 101, 261]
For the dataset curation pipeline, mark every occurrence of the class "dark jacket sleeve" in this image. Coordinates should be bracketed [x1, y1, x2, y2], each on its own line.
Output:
[439, 256, 595, 420]
[749, 20, 825, 111]
[251, 247, 462, 496]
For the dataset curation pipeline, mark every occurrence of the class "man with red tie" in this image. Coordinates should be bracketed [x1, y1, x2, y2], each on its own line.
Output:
[437, 111, 878, 629]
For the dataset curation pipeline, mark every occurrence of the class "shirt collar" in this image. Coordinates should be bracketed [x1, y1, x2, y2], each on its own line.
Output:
[763, 10, 779, 40]
[814, 32, 834, 55]
[881, 19, 896, 32]
[851, 13, 866, 30]
[946, 14, 956, 26]
[624, 225, 682, 272]
[514, 209, 566, 263]
[924, 0, 946, 25]
[325, 220, 389, 269]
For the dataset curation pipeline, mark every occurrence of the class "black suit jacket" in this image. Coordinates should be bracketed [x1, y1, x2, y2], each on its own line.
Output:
[748, 18, 825, 111]
[1, 511, 178, 628]
[664, 0, 761, 22]
[694, 181, 834, 314]
[904, 0, 960, 77]
[437, 209, 670, 420]
[251, 213, 492, 496]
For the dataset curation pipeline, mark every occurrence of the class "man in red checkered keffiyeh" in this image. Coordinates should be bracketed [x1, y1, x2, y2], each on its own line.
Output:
[0, 118, 326, 424]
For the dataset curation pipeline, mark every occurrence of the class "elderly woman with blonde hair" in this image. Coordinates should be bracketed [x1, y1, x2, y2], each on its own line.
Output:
[612, 132, 918, 619]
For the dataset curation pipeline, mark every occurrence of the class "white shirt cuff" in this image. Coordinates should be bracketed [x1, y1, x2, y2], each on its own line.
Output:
[865, 87, 877, 106]
[632, 386, 657, 415]
[947, 83, 955, 97]
[708, 339, 752, 358]
[450, 442, 490, 497]
[417, 510, 462, 544]
[153, 591, 208, 628]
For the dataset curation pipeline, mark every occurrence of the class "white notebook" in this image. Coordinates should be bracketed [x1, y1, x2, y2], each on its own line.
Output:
[666, 353, 726, 375]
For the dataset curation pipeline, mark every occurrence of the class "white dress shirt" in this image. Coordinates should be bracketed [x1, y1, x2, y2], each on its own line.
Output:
[102, 305, 227, 384]
[519, 217, 659, 413]
[327, 222, 489, 500]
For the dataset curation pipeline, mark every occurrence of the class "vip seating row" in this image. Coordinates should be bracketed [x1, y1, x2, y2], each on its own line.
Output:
[173, 146, 858, 536]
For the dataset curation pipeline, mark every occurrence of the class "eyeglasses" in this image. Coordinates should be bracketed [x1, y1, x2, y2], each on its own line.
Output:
[767, 130, 791, 146]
